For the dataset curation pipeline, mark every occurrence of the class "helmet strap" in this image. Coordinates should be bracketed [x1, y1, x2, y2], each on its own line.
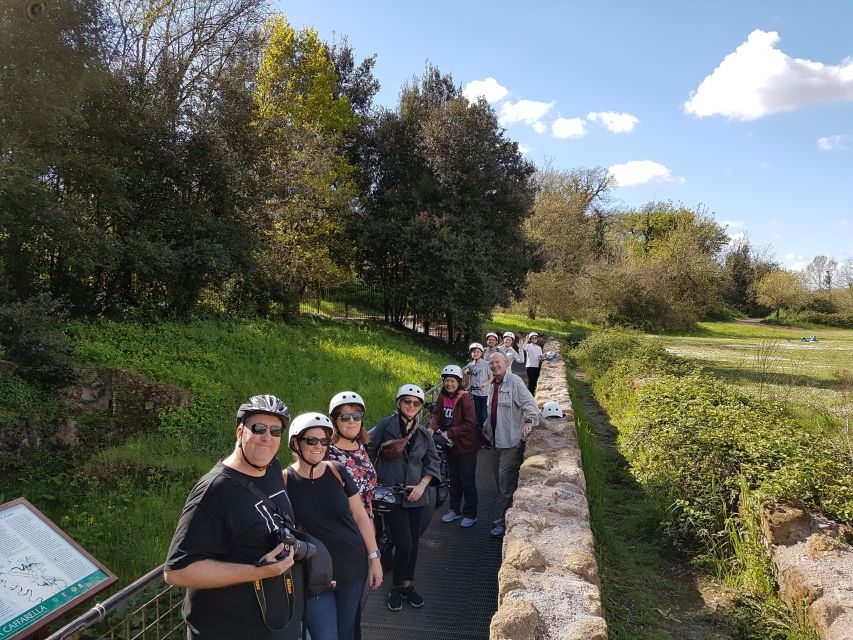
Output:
[238, 438, 270, 472]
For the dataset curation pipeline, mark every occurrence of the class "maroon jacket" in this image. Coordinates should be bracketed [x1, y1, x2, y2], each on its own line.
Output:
[428, 390, 479, 455]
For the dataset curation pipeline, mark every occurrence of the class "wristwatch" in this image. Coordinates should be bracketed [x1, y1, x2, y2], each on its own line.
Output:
[367, 549, 382, 560]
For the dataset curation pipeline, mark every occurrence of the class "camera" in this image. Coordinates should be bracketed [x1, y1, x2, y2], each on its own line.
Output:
[272, 526, 316, 562]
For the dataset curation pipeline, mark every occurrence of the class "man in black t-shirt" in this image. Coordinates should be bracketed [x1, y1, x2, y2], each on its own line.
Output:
[164, 395, 304, 640]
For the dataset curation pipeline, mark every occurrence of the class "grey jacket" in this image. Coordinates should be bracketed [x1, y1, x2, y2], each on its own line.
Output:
[366, 414, 442, 509]
[486, 371, 539, 448]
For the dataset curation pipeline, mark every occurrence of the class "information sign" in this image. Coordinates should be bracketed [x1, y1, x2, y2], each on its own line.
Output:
[0, 498, 116, 640]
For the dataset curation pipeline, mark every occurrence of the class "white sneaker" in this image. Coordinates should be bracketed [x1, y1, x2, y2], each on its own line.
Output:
[460, 517, 477, 528]
[441, 510, 462, 523]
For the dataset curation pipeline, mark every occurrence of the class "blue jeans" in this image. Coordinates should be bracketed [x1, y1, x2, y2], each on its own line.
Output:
[305, 579, 365, 640]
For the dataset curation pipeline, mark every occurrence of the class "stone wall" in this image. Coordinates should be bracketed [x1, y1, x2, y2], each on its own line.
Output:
[760, 501, 853, 640]
[490, 339, 607, 640]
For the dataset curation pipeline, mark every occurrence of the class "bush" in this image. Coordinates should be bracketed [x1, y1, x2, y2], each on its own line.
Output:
[763, 309, 853, 329]
[572, 331, 853, 555]
[0, 295, 76, 389]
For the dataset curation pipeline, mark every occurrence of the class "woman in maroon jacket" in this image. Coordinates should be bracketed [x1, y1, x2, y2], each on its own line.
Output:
[428, 365, 479, 528]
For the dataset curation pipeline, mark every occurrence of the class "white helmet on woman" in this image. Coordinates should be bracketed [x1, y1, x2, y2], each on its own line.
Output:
[468, 342, 484, 352]
[485, 332, 499, 341]
[329, 391, 365, 415]
[502, 331, 515, 339]
[541, 401, 564, 418]
[441, 365, 463, 380]
[527, 332, 539, 340]
[395, 383, 425, 402]
[288, 412, 334, 442]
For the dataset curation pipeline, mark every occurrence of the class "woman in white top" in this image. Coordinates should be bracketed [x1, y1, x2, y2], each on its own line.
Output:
[520, 332, 543, 394]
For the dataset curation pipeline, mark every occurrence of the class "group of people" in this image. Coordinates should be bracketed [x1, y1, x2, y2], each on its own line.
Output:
[163, 329, 543, 640]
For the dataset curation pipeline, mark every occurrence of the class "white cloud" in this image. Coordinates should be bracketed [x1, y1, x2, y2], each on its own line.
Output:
[835, 219, 850, 227]
[818, 134, 853, 150]
[607, 160, 682, 187]
[462, 77, 509, 103]
[551, 117, 587, 139]
[684, 29, 853, 120]
[587, 111, 640, 133]
[788, 261, 809, 272]
[784, 252, 795, 260]
[518, 143, 531, 155]
[532, 122, 546, 134]
[727, 231, 746, 243]
[499, 99, 554, 131]
[720, 220, 745, 228]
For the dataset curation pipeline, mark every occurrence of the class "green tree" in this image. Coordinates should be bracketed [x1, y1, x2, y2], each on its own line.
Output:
[251, 15, 360, 302]
[357, 66, 536, 340]
[754, 269, 808, 317]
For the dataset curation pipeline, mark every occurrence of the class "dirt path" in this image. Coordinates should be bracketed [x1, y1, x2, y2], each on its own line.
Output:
[571, 368, 736, 640]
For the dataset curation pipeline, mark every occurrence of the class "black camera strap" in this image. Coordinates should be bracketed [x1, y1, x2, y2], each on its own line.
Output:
[218, 463, 297, 632]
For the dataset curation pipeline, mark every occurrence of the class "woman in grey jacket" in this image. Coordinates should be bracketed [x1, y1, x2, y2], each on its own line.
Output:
[366, 383, 441, 613]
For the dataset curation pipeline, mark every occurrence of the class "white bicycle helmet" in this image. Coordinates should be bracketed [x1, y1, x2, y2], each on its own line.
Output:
[527, 332, 539, 339]
[541, 401, 564, 418]
[329, 391, 365, 415]
[441, 365, 463, 380]
[485, 332, 499, 341]
[395, 383, 425, 402]
[502, 331, 515, 339]
[288, 412, 334, 441]
[468, 342, 484, 352]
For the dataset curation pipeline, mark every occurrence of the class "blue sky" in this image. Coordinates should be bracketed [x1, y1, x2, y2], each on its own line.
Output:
[277, 0, 852, 270]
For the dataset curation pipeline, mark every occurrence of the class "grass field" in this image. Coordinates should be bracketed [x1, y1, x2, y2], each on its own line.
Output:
[656, 321, 853, 422]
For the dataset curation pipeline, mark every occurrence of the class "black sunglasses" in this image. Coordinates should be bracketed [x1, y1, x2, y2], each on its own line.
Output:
[337, 411, 364, 422]
[300, 436, 331, 446]
[247, 422, 283, 437]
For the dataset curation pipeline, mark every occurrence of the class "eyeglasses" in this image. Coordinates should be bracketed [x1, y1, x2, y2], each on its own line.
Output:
[247, 423, 283, 437]
[300, 436, 331, 446]
[400, 399, 422, 407]
[337, 412, 364, 422]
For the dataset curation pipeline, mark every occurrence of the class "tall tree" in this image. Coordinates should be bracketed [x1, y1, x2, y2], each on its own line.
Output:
[250, 15, 360, 302]
[357, 66, 535, 338]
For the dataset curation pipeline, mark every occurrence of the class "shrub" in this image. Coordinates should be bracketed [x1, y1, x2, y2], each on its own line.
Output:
[0, 295, 76, 389]
[572, 331, 853, 555]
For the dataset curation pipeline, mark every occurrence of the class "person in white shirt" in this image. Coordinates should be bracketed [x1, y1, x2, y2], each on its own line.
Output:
[519, 332, 543, 394]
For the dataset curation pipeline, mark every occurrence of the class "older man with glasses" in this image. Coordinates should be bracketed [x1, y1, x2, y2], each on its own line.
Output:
[164, 394, 305, 639]
[485, 353, 538, 537]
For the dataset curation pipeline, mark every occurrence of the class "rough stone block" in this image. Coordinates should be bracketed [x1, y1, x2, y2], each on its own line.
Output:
[490, 599, 539, 640]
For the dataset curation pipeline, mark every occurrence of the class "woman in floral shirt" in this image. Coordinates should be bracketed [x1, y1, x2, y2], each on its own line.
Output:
[326, 391, 377, 518]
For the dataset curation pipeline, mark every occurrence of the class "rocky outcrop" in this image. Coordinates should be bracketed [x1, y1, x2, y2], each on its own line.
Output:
[490, 340, 607, 640]
[760, 501, 853, 640]
[3, 368, 191, 459]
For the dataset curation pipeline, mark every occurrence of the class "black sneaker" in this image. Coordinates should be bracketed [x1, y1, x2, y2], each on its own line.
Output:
[387, 586, 403, 611]
[402, 585, 424, 608]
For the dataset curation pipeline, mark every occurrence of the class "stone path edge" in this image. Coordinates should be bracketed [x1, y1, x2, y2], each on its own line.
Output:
[489, 339, 608, 640]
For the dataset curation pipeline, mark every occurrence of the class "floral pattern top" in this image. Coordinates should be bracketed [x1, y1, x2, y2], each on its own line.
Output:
[326, 443, 378, 518]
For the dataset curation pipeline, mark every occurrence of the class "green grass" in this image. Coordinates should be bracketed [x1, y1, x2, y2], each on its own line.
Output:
[656, 321, 853, 421]
[3, 316, 455, 583]
[490, 312, 592, 346]
[567, 364, 731, 639]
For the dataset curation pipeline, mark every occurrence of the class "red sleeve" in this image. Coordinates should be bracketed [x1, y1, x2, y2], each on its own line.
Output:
[427, 396, 442, 432]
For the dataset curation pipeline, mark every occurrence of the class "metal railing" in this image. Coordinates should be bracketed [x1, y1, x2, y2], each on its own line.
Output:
[45, 566, 184, 640]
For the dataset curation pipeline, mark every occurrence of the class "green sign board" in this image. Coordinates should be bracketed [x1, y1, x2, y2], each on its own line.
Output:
[0, 498, 116, 640]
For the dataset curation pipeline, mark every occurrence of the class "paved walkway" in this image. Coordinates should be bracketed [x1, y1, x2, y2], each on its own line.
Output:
[360, 362, 529, 639]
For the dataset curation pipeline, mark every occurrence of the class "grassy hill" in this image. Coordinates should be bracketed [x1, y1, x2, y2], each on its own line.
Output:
[1, 316, 456, 582]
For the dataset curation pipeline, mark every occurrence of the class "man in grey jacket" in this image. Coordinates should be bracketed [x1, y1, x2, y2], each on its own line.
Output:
[485, 352, 538, 537]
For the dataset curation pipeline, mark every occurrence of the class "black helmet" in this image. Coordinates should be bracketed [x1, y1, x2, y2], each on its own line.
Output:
[236, 394, 290, 426]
